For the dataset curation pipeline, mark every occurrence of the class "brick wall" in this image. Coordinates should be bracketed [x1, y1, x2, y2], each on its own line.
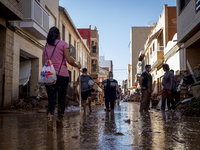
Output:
[3, 28, 14, 107]
[0, 0, 23, 19]
[12, 32, 43, 104]
[0, 26, 6, 107]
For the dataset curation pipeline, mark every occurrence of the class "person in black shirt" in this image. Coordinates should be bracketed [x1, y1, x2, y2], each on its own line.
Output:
[102, 71, 121, 113]
[139, 65, 152, 112]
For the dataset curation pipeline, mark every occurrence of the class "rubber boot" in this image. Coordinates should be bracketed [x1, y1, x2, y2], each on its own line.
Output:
[82, 101, 86, 113]
[47, 113, 54, 126]
[88, 98, 92, 112]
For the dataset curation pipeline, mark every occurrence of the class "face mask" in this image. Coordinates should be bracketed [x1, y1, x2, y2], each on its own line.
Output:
[149, 68, 152, 72]
[83, 73, 87, 76]
[109, 77, 113, 80]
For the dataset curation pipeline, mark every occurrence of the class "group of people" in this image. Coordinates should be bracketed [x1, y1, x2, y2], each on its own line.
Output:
[42, 27, 121, 126]
[42, 26, 176, 127]
[75, 69, 121, 113]
[139, 64, 176, 112]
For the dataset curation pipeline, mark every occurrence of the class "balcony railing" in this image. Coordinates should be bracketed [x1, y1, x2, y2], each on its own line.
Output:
[150, 46, 164, 58]
[92, 49, 98, 53]
[69, 45, 76, 60]
[150, 50, 164, 68]
[92, 64, 99, 73]
[20, 0, 49, 39]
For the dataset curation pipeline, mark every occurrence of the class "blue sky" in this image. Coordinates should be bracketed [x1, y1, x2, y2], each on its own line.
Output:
[60, 0, 176, 85]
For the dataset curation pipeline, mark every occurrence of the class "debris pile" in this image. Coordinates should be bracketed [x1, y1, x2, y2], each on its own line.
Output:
[123, 93, 141, 102]
[151, 93, 160, 108]
[13, 81, 105, 110]
[174, 64, 200, 116]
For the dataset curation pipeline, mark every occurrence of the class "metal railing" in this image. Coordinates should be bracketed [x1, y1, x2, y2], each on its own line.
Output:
[92, 49, 98, 53]
[92, 65, 97, 72]
[23, 0, 49, 32]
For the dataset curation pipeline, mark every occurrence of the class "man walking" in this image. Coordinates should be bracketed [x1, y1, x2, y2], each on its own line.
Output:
[161, 64, 176, 111]
[75, 68, 94, 113]
[139, 65, 152, 112]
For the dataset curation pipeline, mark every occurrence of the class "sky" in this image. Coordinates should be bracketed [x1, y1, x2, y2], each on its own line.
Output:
[60, 0, 176, 85]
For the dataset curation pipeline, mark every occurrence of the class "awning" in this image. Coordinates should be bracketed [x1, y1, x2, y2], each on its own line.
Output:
[19, 60, 31, 86]
[147, 28, 163, 46]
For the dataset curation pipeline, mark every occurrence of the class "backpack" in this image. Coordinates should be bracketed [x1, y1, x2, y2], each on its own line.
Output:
[39, 41, 64, 85]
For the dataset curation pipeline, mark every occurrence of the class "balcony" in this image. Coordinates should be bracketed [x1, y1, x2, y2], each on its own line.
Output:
[91, 64, 98, 78]
[90, 49, 98, 59]
[20, 0, 49, 40]
[69, 45, 76, 60]
[150, 46, 164, 69]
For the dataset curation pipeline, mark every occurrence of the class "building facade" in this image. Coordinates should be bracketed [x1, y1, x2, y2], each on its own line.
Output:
[0, 0, 23, 108]
[59, 6, 91, 83]
[143, 5, 177, 94]
[177, 0, 200, 71]
[78, 26, 100, 82]
[130, 27, 153, 89]
[0, 0, 60, 108]
[99, 56, 113, 72]
[98, 67, 109, 83]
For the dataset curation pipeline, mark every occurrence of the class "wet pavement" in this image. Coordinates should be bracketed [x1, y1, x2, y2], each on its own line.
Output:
[1, 102, 200, 150]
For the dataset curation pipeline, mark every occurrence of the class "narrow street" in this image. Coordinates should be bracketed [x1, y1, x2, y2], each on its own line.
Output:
[1, 102, 200, 150]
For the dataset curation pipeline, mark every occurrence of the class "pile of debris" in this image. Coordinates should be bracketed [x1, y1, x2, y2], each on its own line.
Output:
[15, 97, 48, 110]
[123, 92, 141, 102]
[173, 63, 200, 116]
[14, 81, 105, 110]
[151, 93, 160, 108]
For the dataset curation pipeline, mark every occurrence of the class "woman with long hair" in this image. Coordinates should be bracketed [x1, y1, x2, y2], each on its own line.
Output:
[42, 27, 81, 126]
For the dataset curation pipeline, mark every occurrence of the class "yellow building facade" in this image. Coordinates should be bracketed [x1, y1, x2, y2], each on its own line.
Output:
[59, 6, 91, 83]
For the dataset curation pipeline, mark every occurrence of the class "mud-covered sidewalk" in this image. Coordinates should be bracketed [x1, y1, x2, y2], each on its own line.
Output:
[1, 102, 200, 150]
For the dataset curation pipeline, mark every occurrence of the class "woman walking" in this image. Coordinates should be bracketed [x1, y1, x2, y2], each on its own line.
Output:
[42, 27, 81, 126]
[102, 71, 121, 113]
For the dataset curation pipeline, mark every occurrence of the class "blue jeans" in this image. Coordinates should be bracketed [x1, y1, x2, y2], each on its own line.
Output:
[45, 75, 69, 118]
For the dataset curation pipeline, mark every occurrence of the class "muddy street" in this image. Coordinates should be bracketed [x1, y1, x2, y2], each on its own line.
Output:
[1, 102, 200, 150]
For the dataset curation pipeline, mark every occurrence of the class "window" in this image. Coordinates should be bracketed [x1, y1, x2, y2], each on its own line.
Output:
[92, 41, 94, 46]
[69, 33, 71, 47]
[196, 0, 200, 12]
[150, 48, 152, 55]
[68, 70, 71, 82]
[73, 70, 76, 82]
[62, 24, 65, 41]
[180, 0, 189, 12]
